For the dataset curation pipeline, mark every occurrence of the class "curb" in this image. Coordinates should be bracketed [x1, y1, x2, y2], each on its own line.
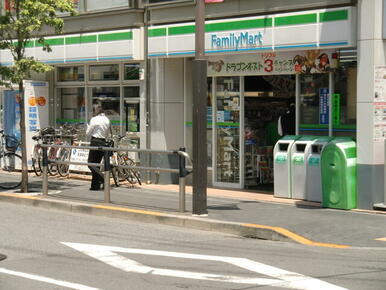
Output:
[0, 193, 350, 249]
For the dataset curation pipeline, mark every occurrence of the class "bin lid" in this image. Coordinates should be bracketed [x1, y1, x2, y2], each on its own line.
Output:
[296, 135, 317, 142]
[314, 136, 334, 143]
[331, 137, 354, 143]
[280, 135, 300, 141]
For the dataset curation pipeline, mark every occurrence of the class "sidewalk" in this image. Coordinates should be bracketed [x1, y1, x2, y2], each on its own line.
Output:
[1, 174, 386, 249]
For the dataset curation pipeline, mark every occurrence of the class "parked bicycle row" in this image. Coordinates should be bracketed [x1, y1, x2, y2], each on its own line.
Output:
[31, 126, 142, 187]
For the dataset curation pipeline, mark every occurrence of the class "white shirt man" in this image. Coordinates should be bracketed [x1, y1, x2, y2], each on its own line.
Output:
[87, 105, 111, 191]
[86, 113, 110, 139]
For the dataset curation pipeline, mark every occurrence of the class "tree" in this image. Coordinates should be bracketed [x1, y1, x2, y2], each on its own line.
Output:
[0, 0, 76, 192]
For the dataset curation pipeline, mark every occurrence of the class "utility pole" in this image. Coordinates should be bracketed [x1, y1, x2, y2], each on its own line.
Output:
[192, 0, 208, 215]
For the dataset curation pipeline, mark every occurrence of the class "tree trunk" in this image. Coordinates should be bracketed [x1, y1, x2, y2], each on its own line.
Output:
[18, 81, 28, 192]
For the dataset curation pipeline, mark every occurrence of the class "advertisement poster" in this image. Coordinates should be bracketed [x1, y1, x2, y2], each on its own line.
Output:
[208, 50, 338, 76]
[3, 90, 21, 149]
[23, 81, 49, 166]
[319, 88, 329, 125]
[373, 66, 386, 141]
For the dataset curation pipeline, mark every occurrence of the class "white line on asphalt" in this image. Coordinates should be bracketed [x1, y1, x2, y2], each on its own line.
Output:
[0, 267, 99, 290]
[63, 242, 347, 290]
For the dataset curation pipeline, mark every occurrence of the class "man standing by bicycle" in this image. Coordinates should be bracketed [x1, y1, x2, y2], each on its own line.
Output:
[86, 103, 110, 191]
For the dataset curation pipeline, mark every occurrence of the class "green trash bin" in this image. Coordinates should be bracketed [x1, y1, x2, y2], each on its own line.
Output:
[321, 138, 357, 209]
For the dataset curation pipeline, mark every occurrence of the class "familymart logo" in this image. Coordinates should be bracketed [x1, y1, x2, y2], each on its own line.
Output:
[211, 31, 263, 50]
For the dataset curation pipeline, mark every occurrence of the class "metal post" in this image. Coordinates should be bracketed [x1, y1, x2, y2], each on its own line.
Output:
[192, 0, 208, 215]
[178, 147, 186, 213]
[103, 151, 111, 203]
[328, 71, 334, 137]
[295, 74, 300, 135]
[42, 147, 48, 196]
[374, 139, 386, 210]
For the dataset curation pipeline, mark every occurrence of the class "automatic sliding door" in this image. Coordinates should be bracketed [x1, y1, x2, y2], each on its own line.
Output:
[213, 77, 241, 188]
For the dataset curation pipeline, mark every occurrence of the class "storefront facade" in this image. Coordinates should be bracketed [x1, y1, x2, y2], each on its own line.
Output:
[1, 0, 385, 210]
[148, 6, 357, 189]
[0, 28, 147, 148]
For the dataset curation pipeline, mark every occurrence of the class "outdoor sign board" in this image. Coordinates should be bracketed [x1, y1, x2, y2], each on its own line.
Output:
[148, 7, 355, 58]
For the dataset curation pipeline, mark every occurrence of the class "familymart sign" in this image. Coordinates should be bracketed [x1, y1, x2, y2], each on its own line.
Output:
[148, 7, 355, 57]
[211, 32, 263, 50]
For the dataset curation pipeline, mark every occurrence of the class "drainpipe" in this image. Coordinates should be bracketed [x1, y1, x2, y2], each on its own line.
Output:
[144, 5, 152, 183]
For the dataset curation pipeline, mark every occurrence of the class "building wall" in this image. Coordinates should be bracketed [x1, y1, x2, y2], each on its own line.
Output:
[149, 57, 185, 183]
[356, 0, 385, 209]
[148, 0, 353, 24]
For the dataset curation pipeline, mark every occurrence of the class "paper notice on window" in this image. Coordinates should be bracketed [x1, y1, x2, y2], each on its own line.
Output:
[374, 66, 386, 141]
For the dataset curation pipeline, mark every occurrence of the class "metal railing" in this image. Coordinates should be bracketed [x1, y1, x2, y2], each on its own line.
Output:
[40, 144, 192, 212]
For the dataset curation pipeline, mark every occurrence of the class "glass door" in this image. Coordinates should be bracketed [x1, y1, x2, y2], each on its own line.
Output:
[213, 76, 242, 188]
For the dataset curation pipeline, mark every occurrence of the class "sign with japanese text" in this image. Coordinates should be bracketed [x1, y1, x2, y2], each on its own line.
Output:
[319, 88, 329, 125]
[207, 50, 338, 76]
[373, 66, 386, 141]
[23, 80, 49, 167]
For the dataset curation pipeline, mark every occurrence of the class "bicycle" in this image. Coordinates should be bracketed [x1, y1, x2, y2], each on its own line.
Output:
[31, 126, 79, 177]
[31, 127, 56, 176]
[0, 130, 22, 189]
[109, 135, 141, 187]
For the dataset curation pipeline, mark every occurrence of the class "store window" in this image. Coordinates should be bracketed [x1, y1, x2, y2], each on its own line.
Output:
[57, 66, 84, 82]
[57, 88, 85, 124]
[334, 65, 357, 126]
[123, 86, 140, 98]
[124, 102, 139, 132]
[299, 73, 329, 130]
[85, 0, 129, 11]
[90, 64, 119, 81]
[123, 86, 140, 132]
[91, 87, 120, 134]
[215, 76, 240, 184]
[124, 63, 140, 80]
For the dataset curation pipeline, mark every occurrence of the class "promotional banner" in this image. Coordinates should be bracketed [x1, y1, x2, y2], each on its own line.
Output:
[23, 80, 49, 166]
[207, 50, 338, 76]
[3, 90, 21, 146]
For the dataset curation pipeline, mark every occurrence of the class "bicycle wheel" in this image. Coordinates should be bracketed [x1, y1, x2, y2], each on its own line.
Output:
[0, 153, 22, 189]
[31, 144, 43, 176]
[57, 148, 70, 177]
[47, 147, 58, 176]
[121, 156, 141, 186]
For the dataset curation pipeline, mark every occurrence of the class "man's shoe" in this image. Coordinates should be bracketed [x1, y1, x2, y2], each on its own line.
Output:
[89, 187, 101, 191]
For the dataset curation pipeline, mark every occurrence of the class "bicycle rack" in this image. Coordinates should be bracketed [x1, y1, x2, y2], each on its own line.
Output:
[40, 144, 193, 213]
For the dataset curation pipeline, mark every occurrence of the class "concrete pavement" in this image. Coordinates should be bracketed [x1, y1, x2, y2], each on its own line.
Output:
[1, 173, 386, 249]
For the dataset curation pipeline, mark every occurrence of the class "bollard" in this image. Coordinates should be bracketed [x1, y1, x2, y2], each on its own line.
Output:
[178, 147, 187, 213]
[42, 147, 48, 196]
[103, 150, 111, 203]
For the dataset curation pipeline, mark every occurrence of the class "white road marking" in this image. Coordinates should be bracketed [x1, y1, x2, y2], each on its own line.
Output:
[63, 242, 347, 290]
[0, 267, 99, 290]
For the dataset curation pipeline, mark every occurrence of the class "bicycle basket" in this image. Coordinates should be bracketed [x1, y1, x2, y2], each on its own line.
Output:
[5, 135, 20, 152]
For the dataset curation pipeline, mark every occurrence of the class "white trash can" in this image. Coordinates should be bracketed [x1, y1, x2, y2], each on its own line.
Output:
[273, 135, 300, 198]
[290, 136, 317, 200]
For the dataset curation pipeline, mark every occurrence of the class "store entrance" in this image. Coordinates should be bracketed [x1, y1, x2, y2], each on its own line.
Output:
[243, 75, 296, 192]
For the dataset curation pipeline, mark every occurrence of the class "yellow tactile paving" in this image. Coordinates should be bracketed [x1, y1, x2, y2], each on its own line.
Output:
[243, 223, 350, 248]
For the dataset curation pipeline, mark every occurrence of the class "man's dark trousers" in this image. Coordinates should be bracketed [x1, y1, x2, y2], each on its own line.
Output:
[88, 137, 106, 189]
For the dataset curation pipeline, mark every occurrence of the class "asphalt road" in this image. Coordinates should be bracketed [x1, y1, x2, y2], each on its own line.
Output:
[1, 203, 386, 290]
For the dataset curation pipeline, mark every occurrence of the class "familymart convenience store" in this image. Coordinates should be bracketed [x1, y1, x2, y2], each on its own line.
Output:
[0, 28, 146, 148]
[148, 6, 357, 190]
